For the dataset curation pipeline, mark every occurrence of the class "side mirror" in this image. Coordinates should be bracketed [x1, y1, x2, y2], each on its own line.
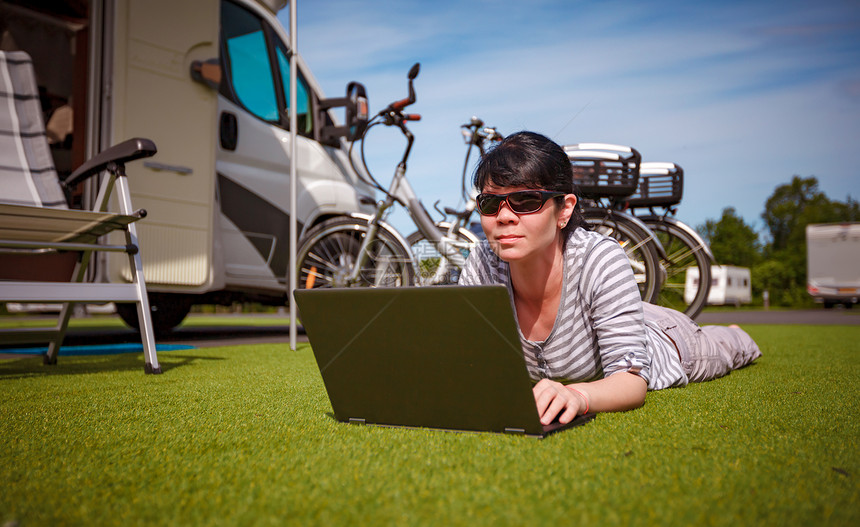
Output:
[319, 81, 369, 143]
[345, 82, 369, 141]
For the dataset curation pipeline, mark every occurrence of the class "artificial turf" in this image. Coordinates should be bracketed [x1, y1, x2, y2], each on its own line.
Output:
[1, 325, 858, 526]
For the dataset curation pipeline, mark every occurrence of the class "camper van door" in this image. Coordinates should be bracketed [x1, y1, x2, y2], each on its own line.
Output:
[215, 0, 323, 288]
[213, 0, 377, 291]
[106, 0, 219, 291]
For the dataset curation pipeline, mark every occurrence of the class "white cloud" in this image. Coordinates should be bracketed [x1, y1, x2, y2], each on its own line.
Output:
[283, 0, 860, 237]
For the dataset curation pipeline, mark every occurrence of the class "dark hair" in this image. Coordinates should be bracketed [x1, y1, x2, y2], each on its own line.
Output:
[474, 131, 583, 234]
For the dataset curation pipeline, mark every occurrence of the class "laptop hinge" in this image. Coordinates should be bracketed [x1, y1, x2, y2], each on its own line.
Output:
[348, 418, 366, 425]
[504, 427, 526, 435]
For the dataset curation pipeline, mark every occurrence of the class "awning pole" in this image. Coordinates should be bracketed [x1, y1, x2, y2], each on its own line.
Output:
[289, 0, 298, 350]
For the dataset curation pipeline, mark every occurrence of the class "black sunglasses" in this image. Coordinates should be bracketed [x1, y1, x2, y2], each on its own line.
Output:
[476, 190, 566, 216]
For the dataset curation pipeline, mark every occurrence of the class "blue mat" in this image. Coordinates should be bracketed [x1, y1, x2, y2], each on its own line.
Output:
[1, 343, 195, 356]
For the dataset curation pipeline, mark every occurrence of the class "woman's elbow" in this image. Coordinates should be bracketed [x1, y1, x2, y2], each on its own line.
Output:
[626, 372, 648, 409]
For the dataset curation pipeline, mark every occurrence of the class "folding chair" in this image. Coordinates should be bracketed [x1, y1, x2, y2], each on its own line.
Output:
[0, 50, 162, 373]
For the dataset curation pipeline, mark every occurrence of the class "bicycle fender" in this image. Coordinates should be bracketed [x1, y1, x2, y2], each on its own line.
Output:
[343, 212, 415, 257]
[434, 222, 481, 245]
[612, 211, 669, 261]
[640, 215, 715, 262]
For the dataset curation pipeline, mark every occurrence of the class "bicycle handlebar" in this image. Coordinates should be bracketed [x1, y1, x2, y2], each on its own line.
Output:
[390, 97, 412, 111]
[350, 63, 422, 202]
[378, 62, 420, 119]
[353, 62, 498, 218]
[461, 118, 502, 150]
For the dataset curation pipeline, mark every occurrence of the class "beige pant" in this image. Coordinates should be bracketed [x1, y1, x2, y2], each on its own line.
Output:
[642, 302, 762, 383]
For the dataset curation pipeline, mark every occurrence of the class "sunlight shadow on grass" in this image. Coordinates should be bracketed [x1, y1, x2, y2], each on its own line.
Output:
[0, 352, 224, 379]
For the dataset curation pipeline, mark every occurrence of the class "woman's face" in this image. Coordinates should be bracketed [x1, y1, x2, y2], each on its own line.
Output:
[479, 183, 576, 264]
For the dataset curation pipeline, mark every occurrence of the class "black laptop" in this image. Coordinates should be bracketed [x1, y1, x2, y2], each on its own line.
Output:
[294, 285, 594, 438]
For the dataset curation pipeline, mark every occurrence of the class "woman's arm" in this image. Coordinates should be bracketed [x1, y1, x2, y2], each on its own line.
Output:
[585, 241, 652, 382]
[533, 372, 647, 425]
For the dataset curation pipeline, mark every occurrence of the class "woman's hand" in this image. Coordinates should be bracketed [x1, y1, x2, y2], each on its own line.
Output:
[533, 379, 588, 425]
[534, 373, 647, 424]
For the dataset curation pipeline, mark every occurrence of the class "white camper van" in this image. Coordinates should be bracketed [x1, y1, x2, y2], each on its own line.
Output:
[1, 0, 376, 331]
[685, 265, 751, 307]
[807, 223, 860, 308]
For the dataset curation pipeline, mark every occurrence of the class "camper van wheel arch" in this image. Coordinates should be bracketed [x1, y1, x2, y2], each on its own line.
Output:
[117, 293, 194, 335]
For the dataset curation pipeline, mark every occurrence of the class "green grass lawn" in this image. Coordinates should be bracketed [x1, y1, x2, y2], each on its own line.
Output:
[1, 325, 858, 526]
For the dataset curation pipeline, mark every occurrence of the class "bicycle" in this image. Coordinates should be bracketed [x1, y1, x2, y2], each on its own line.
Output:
[626, 162, 713, 319]
[564, 143, 666, 304]
[406, 116, 502, 284]
[296, 63, 476, 289]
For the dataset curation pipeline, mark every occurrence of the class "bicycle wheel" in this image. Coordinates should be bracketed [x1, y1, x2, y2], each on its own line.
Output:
[642, 217, 712, 319]
[297, 217, 415, 289]
[582, 210, 661, 303]
[406, 222, 480, 285]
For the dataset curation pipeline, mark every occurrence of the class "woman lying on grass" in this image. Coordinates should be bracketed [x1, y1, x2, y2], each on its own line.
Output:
[458, 131, 761, 425]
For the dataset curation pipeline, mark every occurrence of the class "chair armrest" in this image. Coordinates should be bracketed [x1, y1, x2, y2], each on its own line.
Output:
[64, 138, 157, 188]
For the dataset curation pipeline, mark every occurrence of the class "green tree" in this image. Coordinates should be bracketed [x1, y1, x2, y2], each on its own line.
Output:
[761, 176, 851, 252]
[751, 258, 807, 306]
[757, 175, 859, 306]
[697, 176, 858, 307]
[697, 207, 760, 268]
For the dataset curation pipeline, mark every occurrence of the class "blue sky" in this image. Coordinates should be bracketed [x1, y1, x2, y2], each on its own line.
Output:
[279, 0, 860, 240]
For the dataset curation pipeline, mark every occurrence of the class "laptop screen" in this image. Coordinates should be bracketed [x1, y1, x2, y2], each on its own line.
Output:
[295, 285, 593, 437]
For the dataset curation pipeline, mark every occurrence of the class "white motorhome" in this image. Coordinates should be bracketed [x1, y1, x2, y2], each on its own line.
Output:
[685, 265, 751, 307]
[1, 0, 375, 330]
[806, 223, 860, 308]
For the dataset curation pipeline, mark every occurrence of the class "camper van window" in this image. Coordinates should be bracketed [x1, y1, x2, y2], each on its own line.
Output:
[221, 1, 279, 122]
[275, 44, 313, 135]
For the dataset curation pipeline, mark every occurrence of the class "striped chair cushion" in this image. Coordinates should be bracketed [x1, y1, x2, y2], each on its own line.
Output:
[0, 50, 67, 208]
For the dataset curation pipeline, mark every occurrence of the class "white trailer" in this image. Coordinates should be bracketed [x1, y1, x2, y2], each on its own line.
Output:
[685, 265, 751, 307]
[1, 0, 377, 331]
[806, 223, 860, 308]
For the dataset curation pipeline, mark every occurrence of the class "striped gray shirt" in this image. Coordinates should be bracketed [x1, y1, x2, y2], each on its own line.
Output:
[458, 227, 687, 390]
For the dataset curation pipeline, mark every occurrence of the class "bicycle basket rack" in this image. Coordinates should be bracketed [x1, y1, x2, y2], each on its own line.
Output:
[564, 143, 641, 199]
[626, 162, 684, 208]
